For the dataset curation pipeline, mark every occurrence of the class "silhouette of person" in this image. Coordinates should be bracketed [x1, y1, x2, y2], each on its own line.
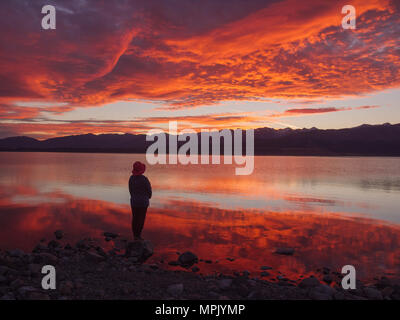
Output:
[129, 161, 152, 241]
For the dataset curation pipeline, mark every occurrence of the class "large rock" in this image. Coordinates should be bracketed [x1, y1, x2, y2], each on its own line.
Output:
[178, 251, 198, 268]
[299, 276, 320, 288]
[125, 240, 153, 263]
[310, 291, 333, 300]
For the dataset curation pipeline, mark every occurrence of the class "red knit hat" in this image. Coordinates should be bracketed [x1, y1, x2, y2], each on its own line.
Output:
[132, 161, 146, 176]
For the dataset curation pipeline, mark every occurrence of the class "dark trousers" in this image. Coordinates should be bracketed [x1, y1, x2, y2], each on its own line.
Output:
[131, 206, 148, 239]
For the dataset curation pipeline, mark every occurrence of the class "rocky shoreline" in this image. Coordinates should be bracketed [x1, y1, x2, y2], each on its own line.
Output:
[0, 232, 399, 300]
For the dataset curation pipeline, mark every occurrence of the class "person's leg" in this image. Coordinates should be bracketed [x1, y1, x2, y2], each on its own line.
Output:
[136, 207, 148, 239]
[130, 205, 137, 239]
[131, 206, 147, 240]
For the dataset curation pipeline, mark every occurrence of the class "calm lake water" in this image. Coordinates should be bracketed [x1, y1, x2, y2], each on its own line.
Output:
[0, 152, 399, 282]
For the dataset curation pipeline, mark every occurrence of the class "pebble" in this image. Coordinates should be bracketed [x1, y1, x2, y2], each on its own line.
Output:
[274, 247, 295, 255]
[313, 284, 336, 297]
[48, 240, 61, 249]
[59, 280, 74, 295]
[333, 291, 346, 300]
[381, 286, 394, 298]
[217, 279, 233, 289]
[178, 251, 198, 268]
[242, 270, 250, 278]
[7, 249, 25, 258]
[17, 286, 37, 298]
[363, 287, 383, 300]
[310, 291, 332, 300]
[103, 232, 118, 239]
[38, 252, 58, 264]
[191, 266, 200, 273]
[54, 230, 64, 240]
[377, 276, 391, 289]
[27, 292, 50, 300]
[322, 274, 333, 284]
[0, 266, 10, 276]
[322, 267, 330, 274]
[85, 251, 105, 263]
[10, 278, 25, 289]
[167, 283, 184, 296]
[0, 293, 15, 300]
[32, 243, 47, 253]
[28, 263, 42, 276]
[260, 266, 272, 270]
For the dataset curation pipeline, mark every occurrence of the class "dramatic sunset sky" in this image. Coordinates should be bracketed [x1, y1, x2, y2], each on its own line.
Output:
[0, 0, 399, 138]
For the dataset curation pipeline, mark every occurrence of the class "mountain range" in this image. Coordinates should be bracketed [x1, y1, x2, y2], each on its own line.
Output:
[1, 123, 400, 156]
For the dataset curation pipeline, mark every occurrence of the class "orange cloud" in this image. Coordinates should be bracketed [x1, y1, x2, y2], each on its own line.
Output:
[0, 111, 264, 138]
[281, 107, 351, 115]
[265, 105, 381, 118]
[0, 0, 398, 110]
[0, 1, 398, 138]
[0, 104, 383, 138]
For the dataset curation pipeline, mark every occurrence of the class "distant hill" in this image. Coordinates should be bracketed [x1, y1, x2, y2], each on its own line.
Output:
[1, 123, 400, 156]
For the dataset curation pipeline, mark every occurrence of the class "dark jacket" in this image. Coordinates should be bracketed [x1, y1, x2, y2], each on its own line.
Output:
[129, 175, 152, 207]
